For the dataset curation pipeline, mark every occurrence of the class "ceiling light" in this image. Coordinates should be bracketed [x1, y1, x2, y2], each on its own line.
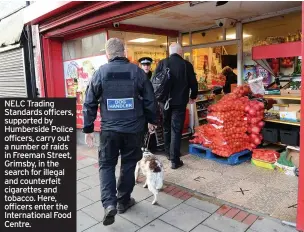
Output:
[128, 38, 156, 43]
[224, 33, 252, 39]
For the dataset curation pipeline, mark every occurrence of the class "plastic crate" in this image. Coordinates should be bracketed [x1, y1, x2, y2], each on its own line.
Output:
[280, 129, 299, 146]
[262, 127, 279, 143]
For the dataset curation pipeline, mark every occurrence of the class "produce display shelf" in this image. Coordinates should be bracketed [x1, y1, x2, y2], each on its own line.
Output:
[196, 99, 209, 103]
[264, 119, 300, 126]
[263, 95, 301, 100]
[197, 108, 207, 112]
[199, 117, 207, 121]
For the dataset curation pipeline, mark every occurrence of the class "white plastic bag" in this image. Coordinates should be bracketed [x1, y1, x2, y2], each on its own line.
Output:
[248, 76, 265, 95]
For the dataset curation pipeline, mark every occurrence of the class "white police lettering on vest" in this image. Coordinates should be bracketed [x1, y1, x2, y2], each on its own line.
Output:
[107, 98, 134, 111]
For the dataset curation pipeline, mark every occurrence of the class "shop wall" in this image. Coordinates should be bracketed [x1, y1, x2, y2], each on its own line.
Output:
[31, 25, 44, 97]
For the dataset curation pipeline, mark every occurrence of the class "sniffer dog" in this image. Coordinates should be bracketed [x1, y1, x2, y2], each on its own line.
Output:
[135, 150, 164, 205]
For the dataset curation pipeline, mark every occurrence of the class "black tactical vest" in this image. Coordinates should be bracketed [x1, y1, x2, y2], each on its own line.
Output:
[101, 71, 144, 120]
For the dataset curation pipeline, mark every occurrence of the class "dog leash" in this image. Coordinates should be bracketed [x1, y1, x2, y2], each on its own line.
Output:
[144, 131, 155, 152]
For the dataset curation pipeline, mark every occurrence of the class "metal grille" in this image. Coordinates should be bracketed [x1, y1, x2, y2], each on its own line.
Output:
[0, 47, 27, 97]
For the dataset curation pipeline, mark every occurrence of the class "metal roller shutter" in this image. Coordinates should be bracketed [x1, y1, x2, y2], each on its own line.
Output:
[0, 47, 27, 97]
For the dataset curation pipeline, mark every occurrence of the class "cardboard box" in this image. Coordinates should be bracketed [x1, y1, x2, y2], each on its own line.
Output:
[280, 82, 301, 96]
[286, 146, 300, 168]
[279, 104, 301, 122]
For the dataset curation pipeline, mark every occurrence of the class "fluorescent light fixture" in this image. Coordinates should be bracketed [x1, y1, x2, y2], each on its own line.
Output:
[128, 38, 156, 43]
[225, 33, 252, 39]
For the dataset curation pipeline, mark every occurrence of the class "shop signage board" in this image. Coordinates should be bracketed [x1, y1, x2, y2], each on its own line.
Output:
[63, 54, 107, 131]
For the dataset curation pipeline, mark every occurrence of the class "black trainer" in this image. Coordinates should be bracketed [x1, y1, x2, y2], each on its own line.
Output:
[117, 198, 136, 214]
[171, 160, 184, 169]
[103, 205, 117, 226]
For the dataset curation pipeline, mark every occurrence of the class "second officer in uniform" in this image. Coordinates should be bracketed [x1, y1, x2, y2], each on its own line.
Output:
[82, 38, 157, 226]
[138, 57, 153, 80]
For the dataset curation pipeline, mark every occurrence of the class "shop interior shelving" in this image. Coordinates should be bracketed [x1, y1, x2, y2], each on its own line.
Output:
[263, 95, 301, 100]
[194, 89, 214, 127]
[264, 119, 300, 126]
[252, 42, 301, 148]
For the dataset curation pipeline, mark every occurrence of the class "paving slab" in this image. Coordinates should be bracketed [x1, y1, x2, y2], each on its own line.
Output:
[184, 197, 220, 214]
[79, 174, 100, 188]
[81, 201, 104, 222]
[83, 216, 139, 232]
[79, 185, 101, 202]
[202, 213, 249, 232]
[77, 170, 89, 180]
[146, 192, 183, 210]
[79, 165, 99, 176]
[77, 194, 94, 210]
[77, 181, 91, 193]
[138, 219, 183, 232]
[131, 185, 153, 202]
[191, 224, 219, 232]
[119, 200, 167, 227]
[77, 210, 98, 232]
[77, 157, 98, 169]
[160, 203, 210, 232]
[249, 218, 297, 232]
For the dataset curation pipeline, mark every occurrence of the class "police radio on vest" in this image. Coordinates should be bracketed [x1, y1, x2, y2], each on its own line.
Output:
[5, 100, 26, 107]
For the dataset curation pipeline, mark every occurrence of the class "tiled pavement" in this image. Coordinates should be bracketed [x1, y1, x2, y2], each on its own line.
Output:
[77, 145, 298, 232]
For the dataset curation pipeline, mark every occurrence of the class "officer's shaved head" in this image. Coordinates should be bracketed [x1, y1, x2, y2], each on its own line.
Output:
[105, 38, 125, 59]
[169, 42, 182, 56]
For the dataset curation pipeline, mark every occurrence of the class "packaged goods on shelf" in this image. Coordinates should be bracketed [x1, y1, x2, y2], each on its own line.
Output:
[279, 104, 300, 122]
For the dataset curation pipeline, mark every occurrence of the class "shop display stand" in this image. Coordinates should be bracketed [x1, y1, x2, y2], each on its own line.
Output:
[194, 89, 214, 127]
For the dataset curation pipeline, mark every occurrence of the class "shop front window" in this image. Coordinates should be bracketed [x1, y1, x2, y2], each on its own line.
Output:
[182, 33, 190, 46]
[62, 31, 108, 131]
[192, 27, 224, 45]
[108, 30, 168, 72]
[192, 44, 237, 84]
[62, 32, 107, 61]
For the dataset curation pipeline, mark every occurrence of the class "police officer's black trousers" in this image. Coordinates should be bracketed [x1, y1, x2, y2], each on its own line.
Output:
[161, 105, 186, 164]
[99, 131, 143, 208]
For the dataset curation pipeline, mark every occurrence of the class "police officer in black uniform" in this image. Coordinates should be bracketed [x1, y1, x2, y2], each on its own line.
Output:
[82, 38, 157, 226]
[138, 57, 153, 80]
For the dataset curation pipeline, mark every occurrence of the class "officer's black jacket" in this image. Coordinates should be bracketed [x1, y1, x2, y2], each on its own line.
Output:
[154, 54, 198, 107]
[82, 57, 157, 134]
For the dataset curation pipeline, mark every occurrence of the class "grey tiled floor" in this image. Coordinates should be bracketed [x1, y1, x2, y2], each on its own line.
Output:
[77, 145, 298, 232]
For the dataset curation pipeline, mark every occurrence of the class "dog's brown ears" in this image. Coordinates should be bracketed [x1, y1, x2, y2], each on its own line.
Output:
[149, 159, 161, 173]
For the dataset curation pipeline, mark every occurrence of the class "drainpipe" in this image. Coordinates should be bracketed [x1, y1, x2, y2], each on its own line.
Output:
[236, 22, 243, 85]
[26, 1, 38, 98]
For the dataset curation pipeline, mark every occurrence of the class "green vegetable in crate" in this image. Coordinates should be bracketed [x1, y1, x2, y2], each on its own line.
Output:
[295, 58, 301, 74]
[290, 81, 301, 90]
